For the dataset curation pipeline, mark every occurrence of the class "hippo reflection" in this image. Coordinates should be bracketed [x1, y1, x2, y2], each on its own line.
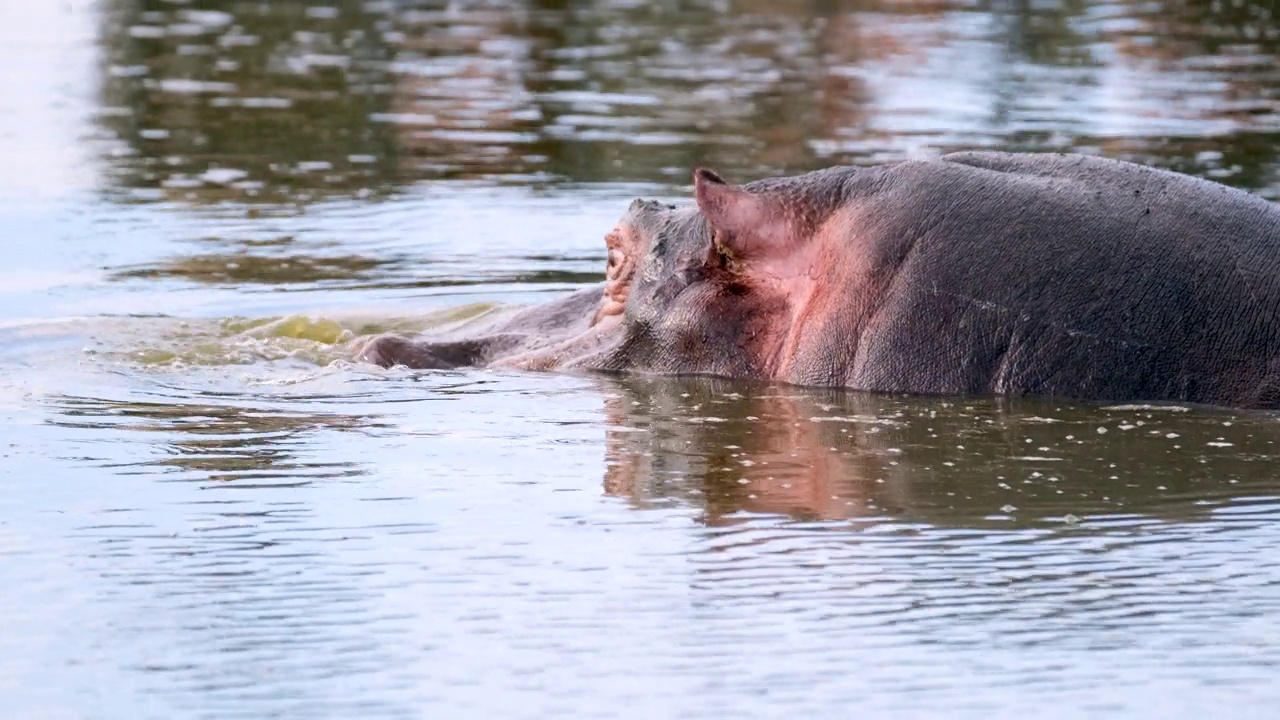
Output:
[359, 152, 1280, 409]
[597, 376, 1280, 526]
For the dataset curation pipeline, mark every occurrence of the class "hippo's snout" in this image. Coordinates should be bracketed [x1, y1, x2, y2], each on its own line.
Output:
[355, 334, 459, 370]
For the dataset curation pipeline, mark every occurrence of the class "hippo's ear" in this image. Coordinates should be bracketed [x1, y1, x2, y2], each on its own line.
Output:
[693, 167, 785, 262]
[694, 168, 763, 241]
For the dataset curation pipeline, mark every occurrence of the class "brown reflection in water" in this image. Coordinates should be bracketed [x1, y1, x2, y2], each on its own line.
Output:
[602, 376, 1280, 527]
[603, 379, 891, 523]
[1098, 0, 1280, 190]
[109, 252, 392, 285]
[385, 3, 542, 180]
[105, 249, 604, 289]
[95, 0, 1280, 200]
[47, 395, 378, 485]
[97, 1, 400, 203]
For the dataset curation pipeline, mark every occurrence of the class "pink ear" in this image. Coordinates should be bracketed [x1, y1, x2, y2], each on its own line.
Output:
[694, 168, 766, 249]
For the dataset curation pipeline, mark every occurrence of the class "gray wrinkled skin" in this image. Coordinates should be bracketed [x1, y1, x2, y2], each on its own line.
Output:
[358, 152, 1280, 409]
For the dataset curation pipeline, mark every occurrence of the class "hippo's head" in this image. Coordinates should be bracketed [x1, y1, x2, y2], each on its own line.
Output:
[359, 165, 860, 379]
[583, 167, 857, 379]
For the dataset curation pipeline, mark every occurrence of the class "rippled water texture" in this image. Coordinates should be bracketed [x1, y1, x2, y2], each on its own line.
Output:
[3, 0, 1280, 717]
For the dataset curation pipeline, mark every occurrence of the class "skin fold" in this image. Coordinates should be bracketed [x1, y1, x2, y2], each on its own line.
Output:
[357, 151, 1280, 409]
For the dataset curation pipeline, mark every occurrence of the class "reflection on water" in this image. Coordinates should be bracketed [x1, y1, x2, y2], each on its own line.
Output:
[110, 246, 606, 289]
[97, 0, 1280, 203]
[599, 379, 1280, 701]
[22, 386, 438, 719]
[603, 377, 1280, 525]
[98, 1, 399, 203]
[47, 392, 376, 485]
[14, 371, 1280, 717]
[112, 250, 394, 284]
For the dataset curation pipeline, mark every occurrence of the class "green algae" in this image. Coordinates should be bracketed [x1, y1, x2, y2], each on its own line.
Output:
[114, 303, 507, 370]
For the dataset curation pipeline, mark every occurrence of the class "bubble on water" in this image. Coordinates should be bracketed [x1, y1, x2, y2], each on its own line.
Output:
[183, 10, 234, 27]
[158, 79, 237, 94]
[1103, 404, 1190, 412]
[200, 167, 248, 185]
[128, 25, 165, 39]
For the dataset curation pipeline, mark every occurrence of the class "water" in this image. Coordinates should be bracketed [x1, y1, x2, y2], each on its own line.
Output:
[3, 0, 1280, 717]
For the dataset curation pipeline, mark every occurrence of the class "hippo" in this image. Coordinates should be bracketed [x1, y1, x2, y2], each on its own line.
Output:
[357, 152, 1280, 409]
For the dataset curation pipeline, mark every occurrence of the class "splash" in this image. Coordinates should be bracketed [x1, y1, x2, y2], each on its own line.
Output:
[114, 303, 503, 370]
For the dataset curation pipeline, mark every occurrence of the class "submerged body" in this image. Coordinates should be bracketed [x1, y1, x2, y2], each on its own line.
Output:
[359, 152, 1280, 409]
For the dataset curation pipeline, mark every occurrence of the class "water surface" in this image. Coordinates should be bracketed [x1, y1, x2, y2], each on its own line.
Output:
[3, 0, 1280, 717]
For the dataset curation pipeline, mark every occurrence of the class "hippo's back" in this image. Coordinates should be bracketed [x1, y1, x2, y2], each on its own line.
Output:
[846, 152, 1280, 407]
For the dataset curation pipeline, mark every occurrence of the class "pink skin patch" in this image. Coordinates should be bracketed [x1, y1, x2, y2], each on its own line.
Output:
[694, 169, 832, 377]
[594, 226, 638, 325]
